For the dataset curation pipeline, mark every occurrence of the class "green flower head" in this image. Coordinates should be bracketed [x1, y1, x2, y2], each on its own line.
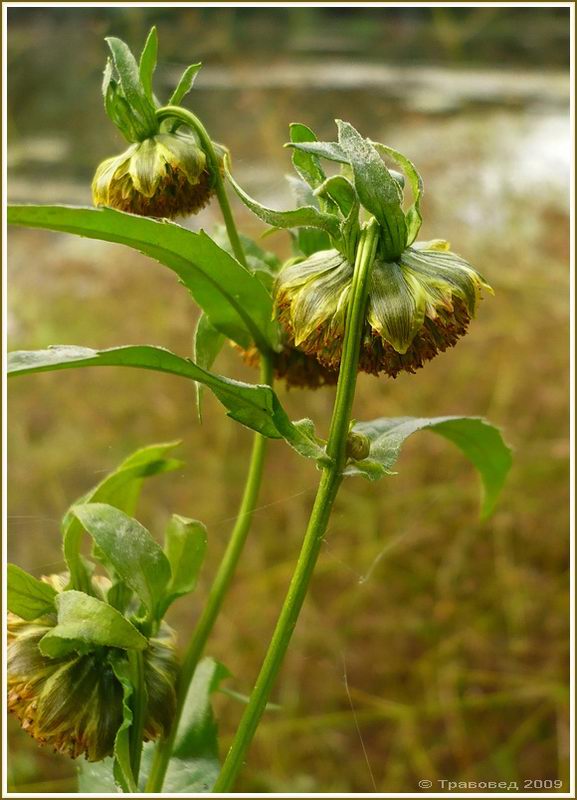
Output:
[92, 28, 223, 218]
[7, 574, 178, 762]
[275, 239, 491, 378]
[92, 132, 224, 218]
[230, 120, 492, 381]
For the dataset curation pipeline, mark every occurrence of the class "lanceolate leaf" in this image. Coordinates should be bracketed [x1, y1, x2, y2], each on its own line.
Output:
[345, 416, 512, 519]
[288, 122, 326, 190]
[169, 63, 202, 105]
[58, 439, 181, 595]
[161, 515, 208, 614]
[372, 141, 423, 245]
[38, 591, 147, 658]
[7, 205, 278, 352]
[7, 564, 57, 620]
[7, 345, 327, 460]
[336, 120, 407, 260]
[109, 655, 137, 793]
[227, 173, 340, 239]
[138, 27, 158, 104]
[71, 504, 171, 619]
[193, 313, 225, 421]
[106, 37, 157, 138]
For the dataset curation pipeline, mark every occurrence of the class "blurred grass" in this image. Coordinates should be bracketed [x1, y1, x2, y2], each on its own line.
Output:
[6, 6, 570, 794]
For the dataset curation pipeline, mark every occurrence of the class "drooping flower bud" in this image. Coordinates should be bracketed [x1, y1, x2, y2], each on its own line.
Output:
[92, 133, 225, 218]
[92, 29, 224, 218]
[7, 575, 178, 761]
[275, 240, 491, 379]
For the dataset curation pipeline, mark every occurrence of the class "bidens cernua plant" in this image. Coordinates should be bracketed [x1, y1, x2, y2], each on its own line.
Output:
[7, 28, 511, 794]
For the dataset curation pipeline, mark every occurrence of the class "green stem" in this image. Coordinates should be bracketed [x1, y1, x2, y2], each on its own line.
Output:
[212, 219, 380, 792]
[128, 650, 147, 787]
[145, 355, 274, 793]
[156, 105, 248, 269]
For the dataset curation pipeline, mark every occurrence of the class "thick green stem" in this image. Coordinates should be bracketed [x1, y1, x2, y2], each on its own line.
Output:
[212, 219, 380, 792]
[145, 355, 274, 793]
[156, 105, 248, 269]
[128, 650, 147, 787]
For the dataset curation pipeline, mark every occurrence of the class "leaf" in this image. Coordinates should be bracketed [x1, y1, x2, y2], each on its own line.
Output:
[71, 504, 171, 619]
[7, 564, 57, 620]
[288, 122, 326, 190]
[161, 515, 207, 613]
[110, 655, 137, 793]
[211, 224, 282, 283]
[336, 120, 407, 260]
[7, 345, 328, 461]
[106, 37, 157, 137]
[38, 591, 147, 658]
[372, 141, 423, 245]
[169, 63, 202, 105]
[136, 657, 228, 792]
[227, 172, 341, 239]
[138, 27, 158, 104]
[7, 205, 278, 352]
[345, 416, 512, 519]
[286, 139, 348, 165]
[193, 313, 225, 421]
[58, 438, 181, 594]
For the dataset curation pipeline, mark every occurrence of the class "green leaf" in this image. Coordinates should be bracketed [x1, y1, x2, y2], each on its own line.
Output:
[7, 345, 327, 461]
[71, 504, 171, 619]
[106, 37, 157, 137]
[58, 438, 181, 595]
[286, 139, 348, 165]
[372, 141, 423, 245]
[161, 515, 207, 613]
[288, 122, 326, 190]
[138, 27, 158, 104]
[39, 591, 147, 658]
[211, 224, 282, 285]
[169, 62, 202, 105]
[193, 313, 225, 421]
[227, 172, 340, 239]
[336, 120, 407, 260]
[110, 655, 137, 793]
[345, 416, 512, 519]
[7, 564, 57, 620]
[7, 205, 278, 352]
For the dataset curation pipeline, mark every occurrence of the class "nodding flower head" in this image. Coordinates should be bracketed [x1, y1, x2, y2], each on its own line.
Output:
[92, 28, 223, 218]
[229, 120, 493, 382]
[92, 133, 225, 218]
[7, 574, 178, 761]
[275, 240, 491, 378]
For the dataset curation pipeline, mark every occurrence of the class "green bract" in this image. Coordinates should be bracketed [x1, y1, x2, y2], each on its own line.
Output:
[7, 575, 178, 762]
[94, 28, 224, 218]
[276, 239, 491, 378]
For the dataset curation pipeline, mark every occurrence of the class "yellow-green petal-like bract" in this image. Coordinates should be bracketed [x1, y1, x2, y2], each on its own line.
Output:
[92, 131, 223, 218]
[7, 574, 178, 761]
[274, 241, 491, 380]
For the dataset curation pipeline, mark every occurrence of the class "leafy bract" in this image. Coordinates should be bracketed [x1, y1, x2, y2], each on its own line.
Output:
[193, 313, 226, 421]
[71, 504, 171, 620]
[7, 344, 327, 461]
[336, 120, 407, 260]
[227, 172, 340, 239]
[38, 591, 147, 658]
[161, 515, 208, 614]
[7, 564, 57, 620]
[345, 416, 512, 519]
[138, 26, 158, 104]
[109, 655, 137, 793]
[169, 63, 202, 106]
[7, 205, 278, 352]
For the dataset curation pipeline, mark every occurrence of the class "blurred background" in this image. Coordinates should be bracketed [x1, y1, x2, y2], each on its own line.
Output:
[6, 5, 571, 794]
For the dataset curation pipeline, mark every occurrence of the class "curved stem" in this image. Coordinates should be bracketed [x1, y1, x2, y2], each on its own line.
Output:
[145, 355, 274, 793]
[128, 650, 147, 787]
[212, 219, 380, 792]
[156, 105, 248, 269]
